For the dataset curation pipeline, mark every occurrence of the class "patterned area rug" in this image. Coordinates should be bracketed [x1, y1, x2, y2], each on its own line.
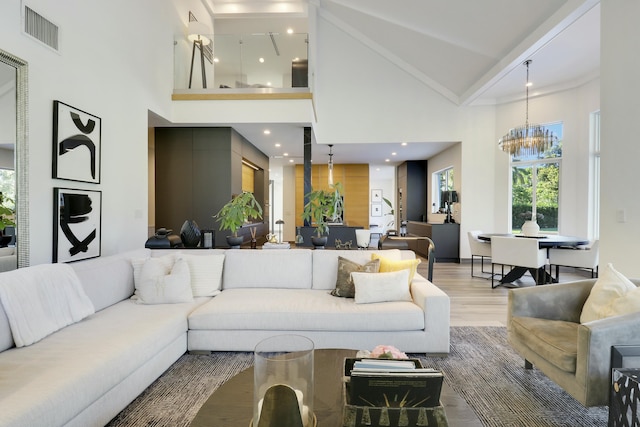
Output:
[106, 327, 608, 427]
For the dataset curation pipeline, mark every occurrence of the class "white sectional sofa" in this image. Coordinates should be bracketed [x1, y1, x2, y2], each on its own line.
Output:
[0, 247, 450, 427]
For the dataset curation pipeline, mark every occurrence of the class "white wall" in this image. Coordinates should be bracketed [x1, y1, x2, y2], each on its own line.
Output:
[600, 0, 640, 275]
[368, 164, 395, 230]
[0, 0, 196, 265]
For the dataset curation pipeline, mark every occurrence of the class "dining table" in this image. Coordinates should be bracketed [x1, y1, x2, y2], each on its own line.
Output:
[478, 233, 589, 285]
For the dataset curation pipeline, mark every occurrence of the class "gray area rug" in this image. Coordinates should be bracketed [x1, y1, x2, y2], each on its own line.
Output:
[107, 327, 608, 427]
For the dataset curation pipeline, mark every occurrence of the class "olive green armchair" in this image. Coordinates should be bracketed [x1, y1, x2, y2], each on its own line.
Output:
[507, 278, 640, 406]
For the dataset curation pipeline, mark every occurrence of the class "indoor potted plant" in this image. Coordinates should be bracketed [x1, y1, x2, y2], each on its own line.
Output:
[214, 191, 263, 248]
[301, 182, 343, 249]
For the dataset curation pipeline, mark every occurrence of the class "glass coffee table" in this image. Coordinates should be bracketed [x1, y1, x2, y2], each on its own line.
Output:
[189, 349, 481, 427]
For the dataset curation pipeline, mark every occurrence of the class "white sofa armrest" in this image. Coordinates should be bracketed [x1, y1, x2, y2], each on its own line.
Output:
[410, 272, 450, 352]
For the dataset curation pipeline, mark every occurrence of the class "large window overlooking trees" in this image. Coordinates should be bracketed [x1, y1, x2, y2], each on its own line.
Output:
[511, 122, 562, 233]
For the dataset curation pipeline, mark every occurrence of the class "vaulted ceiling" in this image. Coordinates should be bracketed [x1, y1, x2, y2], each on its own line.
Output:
[193, 0, 601, 165]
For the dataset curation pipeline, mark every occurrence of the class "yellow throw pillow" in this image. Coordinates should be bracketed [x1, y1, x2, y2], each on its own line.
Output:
[371, 253, 421, 284]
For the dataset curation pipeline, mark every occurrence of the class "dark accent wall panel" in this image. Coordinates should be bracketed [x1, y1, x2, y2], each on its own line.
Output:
[154, 127, 269, 248]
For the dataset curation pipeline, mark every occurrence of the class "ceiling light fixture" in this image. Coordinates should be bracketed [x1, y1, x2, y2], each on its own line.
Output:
[498, 60, 558, 158]
[327, 144, 334, 185]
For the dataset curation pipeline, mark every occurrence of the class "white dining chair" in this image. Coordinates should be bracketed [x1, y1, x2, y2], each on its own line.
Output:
[548, 239, 599, 280]
[467, 230, 492, 279]
[490, 236, 548, 288]
[355, 229, 371, 250]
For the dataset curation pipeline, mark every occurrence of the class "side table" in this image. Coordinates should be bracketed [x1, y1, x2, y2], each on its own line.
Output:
[610, 368, 640, 427]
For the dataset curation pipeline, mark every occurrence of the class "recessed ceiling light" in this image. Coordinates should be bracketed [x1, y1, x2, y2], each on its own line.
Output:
[401, 142, 407, 146]
[289, 159, 294, 163]
[385, 159, 390, 162]
[264, 129, 271, 135]
[267, 82, 272, 86]
[293, 57, 300, 62]
[213, 57, 219, 63]
[284, 153, 289, 156]
[287, 28, 294, 34]
[275, 143, 281, 147]
[391, 152, 397, 156]
[259, 57, 265, 63]
[526, 82, 533, 87]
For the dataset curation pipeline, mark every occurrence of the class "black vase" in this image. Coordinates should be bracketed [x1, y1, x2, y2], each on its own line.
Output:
[226, 235, 244, 249]
[311, 236, 327, 249]
[180, 220, 201, 248]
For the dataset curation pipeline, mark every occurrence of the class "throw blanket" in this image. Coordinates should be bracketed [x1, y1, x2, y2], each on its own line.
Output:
[0, 263, 95, 347]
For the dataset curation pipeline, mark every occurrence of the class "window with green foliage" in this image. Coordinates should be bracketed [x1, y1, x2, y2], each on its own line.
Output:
[511, 122, 562, 233]
[434, 167, 454, 213]
[0, 169, 15, 231]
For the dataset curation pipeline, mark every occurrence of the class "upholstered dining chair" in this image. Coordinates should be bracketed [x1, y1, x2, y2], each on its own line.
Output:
[490, 236, 547, 288]
[355, 229, 371, 250]
[549, 240, 599, 280]
[467, 230, 492, 279]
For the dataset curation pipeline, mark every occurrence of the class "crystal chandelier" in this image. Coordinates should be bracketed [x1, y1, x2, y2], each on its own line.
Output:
[498, 60, 558, 158]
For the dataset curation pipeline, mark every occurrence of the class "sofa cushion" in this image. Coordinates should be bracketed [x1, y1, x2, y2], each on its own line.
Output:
[0, 297, 207, 427]
[580, 263, 640, 323]
[222, 249, 312, 289]
[331, 256, 380, 298]
[371, 253, 421, 284]
[510, 316, 579, 373]
[188, 288, 424, 332]
[135, 256, 193, 304]
[353, 270, 411, 304]
[71, 249, 148, 312]
[182, 253, 224, 297]
[312, 249, 404, 290]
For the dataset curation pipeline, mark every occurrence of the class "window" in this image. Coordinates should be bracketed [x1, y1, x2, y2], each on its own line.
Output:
[511, 122, 562, 233]
[433, 167, 454, 213]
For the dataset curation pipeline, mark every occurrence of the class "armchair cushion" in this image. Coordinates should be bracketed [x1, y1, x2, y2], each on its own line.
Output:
[580, 263, 640, 323]
[510, 316, 578, 373]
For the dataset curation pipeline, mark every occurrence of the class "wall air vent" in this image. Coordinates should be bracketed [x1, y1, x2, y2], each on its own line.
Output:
[23, 5, 59, 51]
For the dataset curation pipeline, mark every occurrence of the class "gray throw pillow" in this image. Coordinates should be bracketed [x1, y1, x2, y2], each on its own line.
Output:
[331, 256, 380, 298]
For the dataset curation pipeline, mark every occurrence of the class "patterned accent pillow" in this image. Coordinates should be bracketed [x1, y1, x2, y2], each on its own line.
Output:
[331, 256, 380, 298]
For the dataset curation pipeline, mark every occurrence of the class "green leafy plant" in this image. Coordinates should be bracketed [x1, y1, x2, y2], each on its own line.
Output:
[0, 193, 15, 231]
[302, 182, 343, 237]
[382, 197, 394, 215]
[214, 191, 263, 237]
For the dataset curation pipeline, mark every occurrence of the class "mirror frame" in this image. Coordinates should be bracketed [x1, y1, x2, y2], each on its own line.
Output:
[0, 48, 29, 267]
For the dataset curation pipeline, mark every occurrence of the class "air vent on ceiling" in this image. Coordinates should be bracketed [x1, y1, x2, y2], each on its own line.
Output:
[23, 5, 59, 51]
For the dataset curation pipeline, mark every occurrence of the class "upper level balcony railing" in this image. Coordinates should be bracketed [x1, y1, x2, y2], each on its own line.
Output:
[174, 32, 309, 92]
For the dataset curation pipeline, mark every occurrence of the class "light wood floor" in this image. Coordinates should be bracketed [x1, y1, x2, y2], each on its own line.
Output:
[420, 259, 595, 327]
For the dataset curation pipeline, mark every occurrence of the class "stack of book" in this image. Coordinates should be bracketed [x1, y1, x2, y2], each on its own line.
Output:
[342, 358, 448, 427]
[347, 358, 444, 408]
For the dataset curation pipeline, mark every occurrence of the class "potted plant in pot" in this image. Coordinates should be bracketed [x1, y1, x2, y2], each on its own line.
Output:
[301, 183, 343, 249]
[214, 191, 263, 248]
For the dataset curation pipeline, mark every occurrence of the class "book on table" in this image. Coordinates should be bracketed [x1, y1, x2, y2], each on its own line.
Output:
[345, 358, 444, 408]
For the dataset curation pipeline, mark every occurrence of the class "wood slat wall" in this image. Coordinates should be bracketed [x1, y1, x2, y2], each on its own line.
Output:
[295, 164, 369, 228]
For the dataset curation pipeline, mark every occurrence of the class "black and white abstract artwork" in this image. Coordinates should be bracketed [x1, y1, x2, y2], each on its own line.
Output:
[53, 188, 101, 263]
[53, 100, 101, 183]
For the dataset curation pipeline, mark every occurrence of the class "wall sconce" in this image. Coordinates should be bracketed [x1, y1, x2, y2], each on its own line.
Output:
[188, 20, 211, 89]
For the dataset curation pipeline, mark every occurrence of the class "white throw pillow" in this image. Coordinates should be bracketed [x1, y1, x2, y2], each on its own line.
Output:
[132, 253, 176, 290]
[580, 263, 640, 323]
[352, 270, 411, 304]
[181, 254, 224, 297]
[135, 256, 193, 304]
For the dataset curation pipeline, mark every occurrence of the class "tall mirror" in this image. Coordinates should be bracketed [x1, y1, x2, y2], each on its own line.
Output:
[0, 49, 29, 268]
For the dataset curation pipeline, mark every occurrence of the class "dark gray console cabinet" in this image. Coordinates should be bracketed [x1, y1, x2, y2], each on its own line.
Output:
[407, 221, 460, 262]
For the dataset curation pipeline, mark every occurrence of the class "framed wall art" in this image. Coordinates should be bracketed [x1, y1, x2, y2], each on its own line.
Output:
[53, 188, 102, 263]
[53, 100, 101, 183]
[371, 203, 382, 217]
[371, 189, 382, 203]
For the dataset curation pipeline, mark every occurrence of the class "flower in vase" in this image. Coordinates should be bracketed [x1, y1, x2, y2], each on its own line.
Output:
[371, 345, 407, 359]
